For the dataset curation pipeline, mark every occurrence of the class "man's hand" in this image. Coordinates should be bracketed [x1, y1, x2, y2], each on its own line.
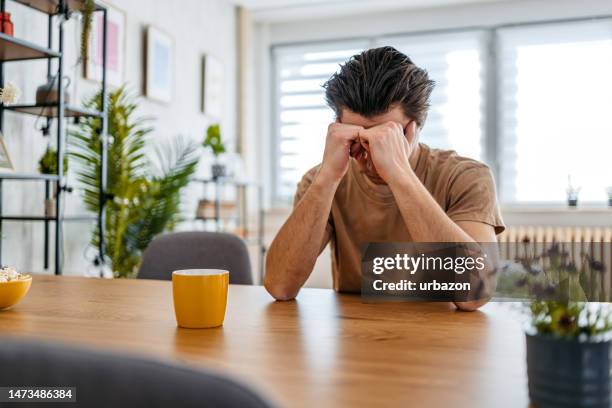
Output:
[357, 121, 416, 184]
[319, 122, 363, 182]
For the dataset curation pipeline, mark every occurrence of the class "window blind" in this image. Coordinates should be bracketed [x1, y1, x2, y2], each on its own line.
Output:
[498, 20, 612, 203]
[377, 30, 487, 162]
[273, 41, 369, 203]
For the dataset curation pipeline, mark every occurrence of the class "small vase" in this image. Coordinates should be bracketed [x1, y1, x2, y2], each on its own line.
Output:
[0, 12, 13, 36]
[526, 333, 611, 408]
[567, 198, 578, 208]
[608, 197, 612, 208]
[211, 163, 226, 179]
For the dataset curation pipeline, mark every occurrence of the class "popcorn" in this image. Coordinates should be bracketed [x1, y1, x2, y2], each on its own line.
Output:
[0, 266, 25, 282]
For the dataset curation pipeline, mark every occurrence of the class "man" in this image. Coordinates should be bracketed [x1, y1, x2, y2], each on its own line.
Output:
[265, 46, 505, 310]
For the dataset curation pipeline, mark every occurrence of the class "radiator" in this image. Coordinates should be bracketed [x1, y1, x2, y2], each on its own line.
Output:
[498, 226, 612, 301]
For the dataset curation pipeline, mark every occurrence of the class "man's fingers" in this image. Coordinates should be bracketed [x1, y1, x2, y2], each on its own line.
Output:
[404, 120, 416, 139]
[350, 140, 363, 157]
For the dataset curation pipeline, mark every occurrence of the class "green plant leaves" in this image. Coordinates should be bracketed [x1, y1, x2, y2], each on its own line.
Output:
[69, 87, 198, 278]
[203, 123, 225, 157]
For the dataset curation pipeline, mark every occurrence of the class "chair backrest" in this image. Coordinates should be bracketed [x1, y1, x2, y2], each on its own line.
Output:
[0, 337, 273, 408]
[138, 231, 253, 284]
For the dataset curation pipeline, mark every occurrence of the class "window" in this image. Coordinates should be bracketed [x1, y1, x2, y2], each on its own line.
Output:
[498, 20, 612, 203]
[273, 41, 369, 203]
[272, 20, 612, 205]
[379, 31, 487, 161]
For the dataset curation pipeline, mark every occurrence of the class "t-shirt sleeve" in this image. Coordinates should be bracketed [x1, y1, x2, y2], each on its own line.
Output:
[446, 165, 505, 235]
[293, 166, 334, 254]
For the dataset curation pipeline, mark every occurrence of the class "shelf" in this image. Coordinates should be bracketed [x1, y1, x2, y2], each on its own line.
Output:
[12, 0, 100, 15]
[0, 215, 97, 222]
[193, 178, 260, 187]
[193, 215, 240, 222]
[0, 32, 60, 61]
[3, 103, 103, 118]
[0, 173, 59, 181]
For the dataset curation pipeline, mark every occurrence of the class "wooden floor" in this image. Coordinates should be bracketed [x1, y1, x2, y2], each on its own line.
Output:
[0, 275, 529, 407]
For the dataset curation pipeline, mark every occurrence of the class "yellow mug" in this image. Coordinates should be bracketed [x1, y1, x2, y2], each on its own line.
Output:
[172, 269, 229, 328]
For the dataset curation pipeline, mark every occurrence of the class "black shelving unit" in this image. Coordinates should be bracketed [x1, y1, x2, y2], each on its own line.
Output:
[190, 177, 266, 283]
[0, 0, 108, 275]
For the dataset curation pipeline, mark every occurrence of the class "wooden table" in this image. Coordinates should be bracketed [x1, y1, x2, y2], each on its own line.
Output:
[0, 275, 529, 407]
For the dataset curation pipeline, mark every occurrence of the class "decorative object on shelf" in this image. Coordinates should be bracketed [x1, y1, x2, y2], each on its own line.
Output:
[0, 81, 20, 105]
[607, 186, 612, 208]
[79, 0, 95, 65]
[83, 2, 125, 87]
[38, 146, 68, 175]
[507, 242, 611, 408]
[36, 75, 71, 105]
[566, 175, 580, 207]
[145, 26, 173, 103]
[70, 87, 198, 278]
[201, 54, 224, 118]
[0, 132, 13, 172]
[0, 12, 14, 36]
[38, 146, 68, 218]
[203, 123, 226, 179]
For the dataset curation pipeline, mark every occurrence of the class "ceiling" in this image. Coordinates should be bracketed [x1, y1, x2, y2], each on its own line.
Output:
[231, 0, 508, 22]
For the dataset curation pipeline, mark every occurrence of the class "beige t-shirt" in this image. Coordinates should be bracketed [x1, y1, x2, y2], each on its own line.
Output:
[293, 143, 505, 293]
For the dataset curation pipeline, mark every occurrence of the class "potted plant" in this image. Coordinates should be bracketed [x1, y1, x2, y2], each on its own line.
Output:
[566, 176, 580, 207]
[70, 87, 198, 278]
[38, 147, 68, 218]
[606, 186, 612, 208]
[202, 123, 226, 179]
[510, 242, 611, 408]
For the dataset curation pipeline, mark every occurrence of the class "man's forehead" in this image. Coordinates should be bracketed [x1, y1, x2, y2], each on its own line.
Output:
[339, 106, 407, 128]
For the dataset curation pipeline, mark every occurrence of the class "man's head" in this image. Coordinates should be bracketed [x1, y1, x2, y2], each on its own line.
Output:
[323, 46, 435, 128]
[323, 46, 435, 183]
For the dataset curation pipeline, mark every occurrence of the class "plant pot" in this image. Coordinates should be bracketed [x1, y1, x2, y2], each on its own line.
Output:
[567, 198, 578, 207]
[211, 163, 226, 179]
[608, 197, 612, 208]
[526, 333, 611, 408]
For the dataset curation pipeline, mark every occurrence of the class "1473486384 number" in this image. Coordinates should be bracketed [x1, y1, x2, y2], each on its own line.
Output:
[7, 388, 73, 400]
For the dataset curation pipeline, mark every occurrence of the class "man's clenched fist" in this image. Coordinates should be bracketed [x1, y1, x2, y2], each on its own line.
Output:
[356, 121, 416, 184]
[319, 122, 363, 182]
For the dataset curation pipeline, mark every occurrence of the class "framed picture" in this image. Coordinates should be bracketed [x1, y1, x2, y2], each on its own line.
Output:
[83, 2, 126, 87]
[201, 54, 224, 118]
[0, 133, 14, 172]
[145, 26, 173, 103]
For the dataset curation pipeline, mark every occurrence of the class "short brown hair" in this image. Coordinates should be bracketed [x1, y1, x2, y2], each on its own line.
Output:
[323, 46, 435, 128]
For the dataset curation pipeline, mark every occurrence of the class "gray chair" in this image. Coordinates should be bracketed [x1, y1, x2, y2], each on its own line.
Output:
[138, 231, 253, 284]
[0, 337, 274, 408]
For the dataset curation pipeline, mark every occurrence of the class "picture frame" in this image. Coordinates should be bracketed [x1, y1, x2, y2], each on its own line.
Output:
[145, 26, 173, 103]
[201, 54, 224, 118]
[0, 133, 14, 172]
[83, 2, 126, 88]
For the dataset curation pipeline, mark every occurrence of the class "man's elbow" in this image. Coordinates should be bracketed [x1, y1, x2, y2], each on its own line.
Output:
[453, 298, 489, 311]
[264, 276, 298, 301]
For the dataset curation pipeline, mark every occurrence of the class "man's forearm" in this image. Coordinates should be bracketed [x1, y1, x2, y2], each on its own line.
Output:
[388, 169, 474, 243]
[389, 168, 496, 311]
[264, 171, 338, 300]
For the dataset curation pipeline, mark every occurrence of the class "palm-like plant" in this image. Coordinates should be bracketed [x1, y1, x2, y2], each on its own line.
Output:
[70, 87, 198, 277]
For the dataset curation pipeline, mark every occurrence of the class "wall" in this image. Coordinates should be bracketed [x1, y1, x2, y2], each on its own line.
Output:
[2, 0, 237, 275]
